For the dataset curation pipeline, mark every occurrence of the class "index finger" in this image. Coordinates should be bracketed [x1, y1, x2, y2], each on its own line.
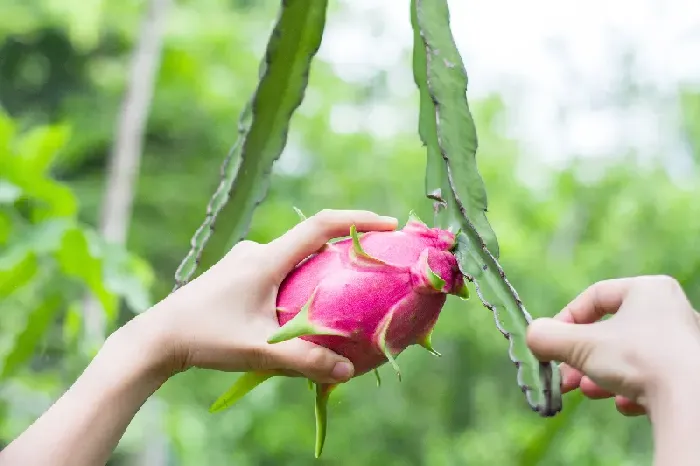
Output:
[556, 277, 636, 324]
[266, 209, 398, 277]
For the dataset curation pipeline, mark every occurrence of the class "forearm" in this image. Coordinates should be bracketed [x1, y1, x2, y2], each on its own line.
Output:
[0, 314, 171, 466]
[648, 379, 700, 466]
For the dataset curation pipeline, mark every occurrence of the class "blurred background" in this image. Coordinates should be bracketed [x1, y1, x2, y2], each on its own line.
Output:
[2, 0, 700, 464]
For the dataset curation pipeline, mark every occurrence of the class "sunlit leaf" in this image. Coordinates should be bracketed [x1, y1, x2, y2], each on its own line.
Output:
[102, 243, 154, 314]
[14, 123, 71, 175]
[0, 180, 22, 204]
[55, 227, 118, 321]
[0, 211, 11, 243]
[5, 218, 72, 256]
[0, 292, 62, 380]
[0, 253, 38, 297]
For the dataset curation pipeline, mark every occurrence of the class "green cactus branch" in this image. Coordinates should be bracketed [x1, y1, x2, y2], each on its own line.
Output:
[410, 2, 452, 230]
[410, 0, 498, 255]
[411, 0, 562, 417]
[173, 0, 329, 290]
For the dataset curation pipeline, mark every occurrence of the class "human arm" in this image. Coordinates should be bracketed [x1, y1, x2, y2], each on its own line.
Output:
[0, 313, 170, 466]
[0, 209, 399, 466]
[526, 276, 700, 466]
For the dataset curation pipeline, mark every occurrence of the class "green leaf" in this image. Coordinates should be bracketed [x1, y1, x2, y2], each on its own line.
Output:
[0, 219, 71, 297]
[411, 0, 498, 257]
[0, 292, 62, 380]
[62, 301, 83, 348]
[101, 244, 154, 314]
[55, 227, 118, 322]
[412, 0, 562, 416]
[0, 180, 22, 204]
[174, 0, 329, 289]
[0, 253, 38, 298]
[0, 120, 77, 219]
[0, 211, 11, 243]
[3, 218, 72, 257]
[15, 123, 71, 176]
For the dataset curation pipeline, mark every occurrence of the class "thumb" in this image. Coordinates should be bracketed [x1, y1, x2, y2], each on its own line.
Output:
[526, 317, 596, 371]
[259, 339, 355, 384]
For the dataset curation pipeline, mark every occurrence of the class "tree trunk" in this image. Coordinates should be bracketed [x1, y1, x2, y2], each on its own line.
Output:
[83, 0, 171, 464]
[82, 0, 170, 349]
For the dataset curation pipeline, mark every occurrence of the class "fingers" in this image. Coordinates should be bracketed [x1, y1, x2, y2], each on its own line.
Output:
[615, 395, 647, 416]
[580, 377, 646, 416]
[579, 376, 614, 399]
[561, 368, 646, 416]
[559, 363, 584, 393]
[266, 209, 398, 279]
[257, 338, 355, 384]
[526, 317, 598, 370]
[555, 278, 636, 324]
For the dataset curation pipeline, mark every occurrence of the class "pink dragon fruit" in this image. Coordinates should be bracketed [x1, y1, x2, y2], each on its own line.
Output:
[210, 213, 468, 457]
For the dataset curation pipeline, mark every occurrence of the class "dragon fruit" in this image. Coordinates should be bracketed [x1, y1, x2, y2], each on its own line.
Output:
[210, 213, 469, 457]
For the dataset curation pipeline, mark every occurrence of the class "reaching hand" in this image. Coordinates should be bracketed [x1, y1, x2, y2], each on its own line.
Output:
[138, 209, 399, 385]
[526, 275, 700, 416]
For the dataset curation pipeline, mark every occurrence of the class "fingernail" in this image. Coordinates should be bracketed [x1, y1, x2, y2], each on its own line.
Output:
[331, 361, 354, 380]
[379, 216, 398, 223]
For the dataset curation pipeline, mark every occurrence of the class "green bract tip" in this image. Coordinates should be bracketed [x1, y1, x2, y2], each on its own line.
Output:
[425, 263, 446, 292]
[349, 224, 388, 266]
[456, 278, 470, 300]
[407, 210, 425, 225]
[314, 383, 337, 458]
[377, 314, 402, 382]
[417, 331, 441, 357]
[267, 299, 348, 344]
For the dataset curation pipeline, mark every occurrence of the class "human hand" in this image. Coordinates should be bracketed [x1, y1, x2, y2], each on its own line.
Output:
[526, 275, 700, 416]
[134, 209, 398, 385]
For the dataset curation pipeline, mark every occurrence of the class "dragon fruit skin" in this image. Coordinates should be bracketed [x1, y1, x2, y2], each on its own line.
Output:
[208, 214, 469, 458]
[266, 215, 468, 457]
[273, 217, 467, 377]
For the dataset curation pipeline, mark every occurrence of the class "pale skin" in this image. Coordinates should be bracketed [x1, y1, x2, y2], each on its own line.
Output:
[0, 210, 698, 465]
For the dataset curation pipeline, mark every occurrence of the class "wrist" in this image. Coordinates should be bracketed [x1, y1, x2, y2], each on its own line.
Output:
[646, 341, 700, 401]
[644, 359, 700, 465]
[108, 306, 182, 384]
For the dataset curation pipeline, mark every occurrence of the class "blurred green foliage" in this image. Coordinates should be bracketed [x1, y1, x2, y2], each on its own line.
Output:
[2, 0, 700, 464]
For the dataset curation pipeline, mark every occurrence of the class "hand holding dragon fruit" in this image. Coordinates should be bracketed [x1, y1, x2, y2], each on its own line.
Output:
[210, 210, 469, 457]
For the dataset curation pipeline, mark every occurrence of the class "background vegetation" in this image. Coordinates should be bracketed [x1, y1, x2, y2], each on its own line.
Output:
[2, 0, 700, 464]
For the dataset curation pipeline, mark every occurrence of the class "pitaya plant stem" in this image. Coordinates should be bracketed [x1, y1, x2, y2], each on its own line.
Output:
[173, 0, 329, 290]
[410, 7, 451, 230]
[410, 0, 498, 255]
[411, 0, 562, 416]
